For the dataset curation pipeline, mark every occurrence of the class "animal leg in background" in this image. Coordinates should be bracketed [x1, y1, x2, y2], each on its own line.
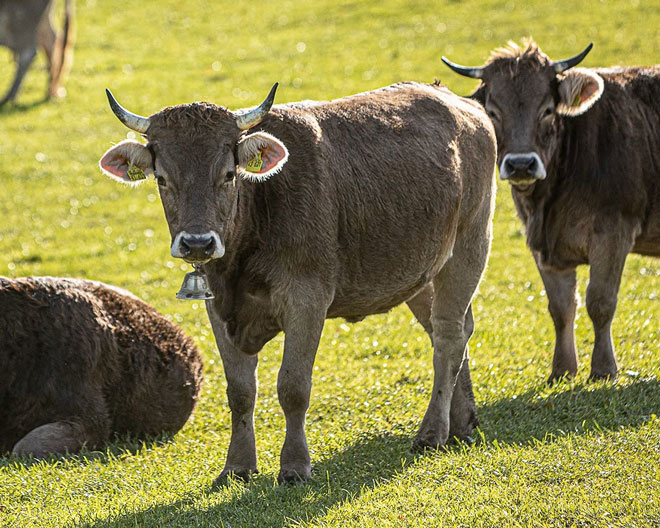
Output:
[536, 265, 579, 383]
[586, 226, 634, 380]
[0, 48, 37, 107]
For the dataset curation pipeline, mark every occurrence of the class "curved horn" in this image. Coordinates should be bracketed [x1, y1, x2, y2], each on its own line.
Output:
[105, 89, 150, 134]
[441, 56, 485, 79]
[552, 43, 594, 74]
[234, 82, 279, 130]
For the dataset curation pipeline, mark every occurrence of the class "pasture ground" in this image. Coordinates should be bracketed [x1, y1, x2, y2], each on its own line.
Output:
[1, 0, 659, 526]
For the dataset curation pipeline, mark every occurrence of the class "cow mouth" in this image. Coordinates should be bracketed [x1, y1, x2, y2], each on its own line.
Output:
[508, 178, 538, 192]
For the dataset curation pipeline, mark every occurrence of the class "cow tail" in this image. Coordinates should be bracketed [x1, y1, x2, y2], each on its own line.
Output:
[51, 0, 76, 97]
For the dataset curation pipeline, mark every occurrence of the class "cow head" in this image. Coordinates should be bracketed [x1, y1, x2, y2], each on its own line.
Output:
[442, 40, 604, 192]
[99, 84, 288, 263]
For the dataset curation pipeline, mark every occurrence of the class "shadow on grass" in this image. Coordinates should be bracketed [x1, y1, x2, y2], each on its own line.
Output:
[0, 433, 176, 471]
[70, 378, 660, 528]
[0, 96, 49, 115]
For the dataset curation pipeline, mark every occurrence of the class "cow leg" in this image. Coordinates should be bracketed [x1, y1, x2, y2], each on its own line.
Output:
[12, 421, 89, 458]
[277, 287, 327, 483]
[207, 307, 259, 484]
[586, 236, 630, 381]
[536, 265, 579, 382]
[407, 286, 477, 441]
[0, 48, 37, 107]
[413, 221, 490, 450]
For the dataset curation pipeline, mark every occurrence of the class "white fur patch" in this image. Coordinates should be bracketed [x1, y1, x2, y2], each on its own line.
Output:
[557, 68, 604, 117]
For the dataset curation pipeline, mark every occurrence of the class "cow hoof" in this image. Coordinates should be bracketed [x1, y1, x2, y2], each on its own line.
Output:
[547, 370, 576, 385]
[212, 468, 257, 487]
[588, 370, 617, 382]
[411, 437, 446, 453]
[277, 467, 311, 485]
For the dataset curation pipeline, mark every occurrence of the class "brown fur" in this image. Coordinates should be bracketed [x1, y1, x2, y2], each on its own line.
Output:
[0, 277, 203, 457]
[102, 82, 497, 483]
[0, 0, 75, 106]
[453, 40, 660, 381]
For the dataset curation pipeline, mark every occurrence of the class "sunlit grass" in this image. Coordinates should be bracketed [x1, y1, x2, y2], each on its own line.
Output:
[1, 0, 659, 526]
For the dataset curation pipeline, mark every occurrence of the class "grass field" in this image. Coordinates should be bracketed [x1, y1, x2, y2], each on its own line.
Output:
[1, 0, 660, 526]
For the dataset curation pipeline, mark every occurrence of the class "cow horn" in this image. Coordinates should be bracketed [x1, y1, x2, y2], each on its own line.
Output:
[441, 57, 485, 79]
[552, 43, 594, 73]
[105, 89, 151, 134]
[234, 83, 279, 130]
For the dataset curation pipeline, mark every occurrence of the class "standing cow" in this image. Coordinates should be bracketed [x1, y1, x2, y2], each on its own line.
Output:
[99, 82, 496, 484]
[0, 0, 75, 107]
[1, 277, 203, 457]
[442, 40, 660, 382]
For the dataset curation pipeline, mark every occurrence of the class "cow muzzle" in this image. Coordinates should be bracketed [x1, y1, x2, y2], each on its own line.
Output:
[171, 231, 225, 263]
[500, 152, 547, 186]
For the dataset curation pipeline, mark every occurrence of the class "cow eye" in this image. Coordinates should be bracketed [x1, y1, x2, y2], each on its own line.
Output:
[486, 108, 499, 121]
[224, 169, 236, 183]
[155, 174, 167, 187]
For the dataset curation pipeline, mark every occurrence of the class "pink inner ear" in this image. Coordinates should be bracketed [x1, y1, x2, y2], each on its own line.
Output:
[256, 142, 287, 173]
[100, 151, 129, 179]
[580, 81, 599, 104]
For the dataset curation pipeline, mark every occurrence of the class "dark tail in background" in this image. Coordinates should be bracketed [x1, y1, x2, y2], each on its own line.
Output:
[49, 0, 76, 98]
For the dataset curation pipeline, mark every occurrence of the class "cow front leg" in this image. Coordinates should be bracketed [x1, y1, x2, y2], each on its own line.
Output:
[586, 237, 630, 381]
[277, 297, 326, 484]
[207, 308, 259, 484]
[536, 265, 578, 382]
[0, 48, 37, 107]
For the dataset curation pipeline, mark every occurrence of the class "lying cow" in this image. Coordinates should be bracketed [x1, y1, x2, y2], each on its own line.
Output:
[99, 81, 497, 483]
[0, 0, 75, 107]
[1, 277, 203, 457]
[443, 40, 660, 382]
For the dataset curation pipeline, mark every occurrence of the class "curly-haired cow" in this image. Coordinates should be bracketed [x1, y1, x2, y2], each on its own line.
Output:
[1, 277, 203, 457]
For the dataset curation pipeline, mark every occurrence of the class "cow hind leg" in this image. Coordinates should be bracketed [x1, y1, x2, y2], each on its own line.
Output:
[407, 286, 478, 441]
[413, 216, 490, 451]
[37, 14, 59, 99]
[12, 421, 91, 458]
[0, 48, 37, 107]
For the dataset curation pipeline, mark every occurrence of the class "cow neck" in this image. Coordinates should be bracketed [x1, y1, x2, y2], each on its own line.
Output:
[512, 160, 561, 260]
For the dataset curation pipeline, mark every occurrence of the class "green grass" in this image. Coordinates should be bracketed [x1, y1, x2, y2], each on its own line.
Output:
[1, 0, 660, 526]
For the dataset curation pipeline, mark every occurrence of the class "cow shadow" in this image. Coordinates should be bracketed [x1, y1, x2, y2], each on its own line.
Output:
[70, 378, 660, 528]
[0, 96, 50, 115]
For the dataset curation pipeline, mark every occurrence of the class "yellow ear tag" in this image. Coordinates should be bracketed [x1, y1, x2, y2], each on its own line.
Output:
[245, 152, 264, 173]
[127, 163, 147, 181]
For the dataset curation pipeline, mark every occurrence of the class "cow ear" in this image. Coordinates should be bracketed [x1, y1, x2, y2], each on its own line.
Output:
[236, 131, 289, 182]
[557, 68, 604, 117]
[99, 140, 154, 185]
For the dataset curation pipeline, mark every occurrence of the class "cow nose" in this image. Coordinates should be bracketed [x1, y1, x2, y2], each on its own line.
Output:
[179, 234, 216, 262]
[500, 152, 546, 181]
[504, 154, 536, 174]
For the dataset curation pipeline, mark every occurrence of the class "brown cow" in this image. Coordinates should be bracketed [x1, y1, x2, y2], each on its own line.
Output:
[0, 277, 203, 457]
[99, 82, 496, 484]
[443, 40, 660, 382]
[0, 0, 75, 107]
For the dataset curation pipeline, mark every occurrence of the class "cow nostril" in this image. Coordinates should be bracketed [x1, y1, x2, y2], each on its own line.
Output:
[179, 239, 192, 256]
[528, 157, 537, 172]
[203, 238, 216, 256]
